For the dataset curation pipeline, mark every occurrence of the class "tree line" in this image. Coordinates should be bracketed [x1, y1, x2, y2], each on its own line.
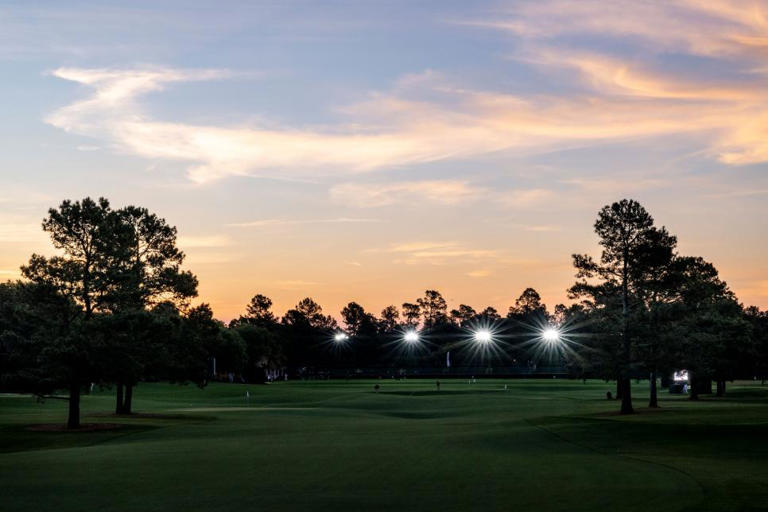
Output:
[1, 197, 767, 427]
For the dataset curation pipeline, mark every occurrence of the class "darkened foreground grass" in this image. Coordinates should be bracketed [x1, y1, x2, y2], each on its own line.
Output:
[2, 379, 768, 512]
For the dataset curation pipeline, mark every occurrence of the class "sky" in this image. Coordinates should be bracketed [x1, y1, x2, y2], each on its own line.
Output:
[1, 0, 768, 321]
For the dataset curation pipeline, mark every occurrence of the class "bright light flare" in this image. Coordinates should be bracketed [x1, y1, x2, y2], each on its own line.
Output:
[403, 330, 419, 343]
[541, 327, 560, 343]
[474, 329, 492, 344]
[334, 333, 349, 342]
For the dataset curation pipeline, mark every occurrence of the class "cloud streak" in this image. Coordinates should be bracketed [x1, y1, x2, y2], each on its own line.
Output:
[177, 235, 232, 248]
[463, 0, 768, 58]
[329, 180, 484, 207]
[45, 3, 768, 183]
[383, 241, 501, 266]
[227, 217, 380, 228]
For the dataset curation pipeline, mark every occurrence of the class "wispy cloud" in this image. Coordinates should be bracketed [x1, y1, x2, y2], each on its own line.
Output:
[177, 235, 232, 248]
[388, 242, 460, 253]
[704, 187, 768, 198]
[184, 252, 239, 265]
[228, 217, 380, 228]
[460, 0, 768, 58]
[330, 180, 484, 207]
[562, 177, 671, 195]
[43, 63, 768, 185]
[43, 2, 768, 185]
[0, 223, 46, 243]
[274, 279, 320, 290]
[523, 48, 762, 101]
[0, 187, 55, 211]
[524, 225, 561, 232]
[384, 241, 500, 265]
[497, 188, 555, 208]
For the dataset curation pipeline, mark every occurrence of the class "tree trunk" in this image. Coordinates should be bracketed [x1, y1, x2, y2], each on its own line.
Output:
[716, 380, 726, 397]
[115, 382, 124, 414]
[620, 377, 633, 414]
[619, 256, 633, 415]
[616, 378, 623, 400]
[123, 384, 133, 414]
[689, 372, 699, 400]
[649, 371, 658, 408]
[67, 381, 81, 429]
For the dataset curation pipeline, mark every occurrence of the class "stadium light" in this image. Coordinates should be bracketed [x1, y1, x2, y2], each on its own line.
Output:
[474, 329, 492, 344]
[541, 327, 560, 343]
[403, 330, 419, 343]
[334, 332, 349, 343]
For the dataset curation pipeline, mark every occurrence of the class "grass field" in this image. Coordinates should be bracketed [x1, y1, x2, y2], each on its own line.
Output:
[2, 379, 768, 512]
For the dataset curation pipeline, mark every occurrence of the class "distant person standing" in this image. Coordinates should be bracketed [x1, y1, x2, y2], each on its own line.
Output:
[436, 380, 441, 391]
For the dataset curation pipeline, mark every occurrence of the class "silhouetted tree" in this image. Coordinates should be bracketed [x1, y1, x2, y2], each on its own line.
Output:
[0, 280, 77, 396]
[401, 302, 420, 327]
[150, 302, 208, 387]
[745, 306, 768, 383]
[243, 294, 277, 327]
[284, 297, 337, 330]
[21, 197, 124, 428]
[234, 323, 282, 383]
[108, 205, 198, 414]
[341, 302, 379, 366]
[418, 290, 449, 329]
[504, 288, 550, 365]
[341, 302, 375, 336]
[188, 303, 245, 378]
[379, 305, 400, 333]
[508, 288, 547, 318]
[570, 199, 676, 414]
[477, 306, 501, 322]
[664, 257, 750, 399]
[282, 297, 336, 371]
[450, 304, 477, 327]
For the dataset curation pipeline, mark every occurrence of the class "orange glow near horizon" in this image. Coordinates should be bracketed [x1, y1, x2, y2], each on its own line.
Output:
[1, 1, 767, 321]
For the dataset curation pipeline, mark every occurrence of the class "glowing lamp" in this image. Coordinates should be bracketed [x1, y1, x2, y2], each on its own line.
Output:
[542, 328, 560, 343]
[474, 329, 492, 343]
[404, 330, 419, 343]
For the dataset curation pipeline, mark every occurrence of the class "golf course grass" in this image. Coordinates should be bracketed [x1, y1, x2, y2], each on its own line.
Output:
[1, 379, 767, 511]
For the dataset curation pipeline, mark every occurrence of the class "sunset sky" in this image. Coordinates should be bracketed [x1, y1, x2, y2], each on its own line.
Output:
[2, 0, 768, 321]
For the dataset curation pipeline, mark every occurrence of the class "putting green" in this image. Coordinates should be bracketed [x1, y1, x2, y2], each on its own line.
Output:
[1, 379, 767, 511]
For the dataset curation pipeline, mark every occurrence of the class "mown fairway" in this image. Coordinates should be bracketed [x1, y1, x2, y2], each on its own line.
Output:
[2, 379, 767, 512]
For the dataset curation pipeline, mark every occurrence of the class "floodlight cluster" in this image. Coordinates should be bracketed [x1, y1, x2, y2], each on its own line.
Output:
[403, 330, 419, 343]
[329, 321, 569, 366]
[473, 329, 492, 344]
[541, 327, 560, 343]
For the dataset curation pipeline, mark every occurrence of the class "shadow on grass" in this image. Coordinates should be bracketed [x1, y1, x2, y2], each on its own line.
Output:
[0, 423, 157, 454]
[379, 410, 464, 420]
[1, 412, 216, 454]
[530, 407, 768, 460]
[377, 390, 503, 397]
[90, 411, 216, 421]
